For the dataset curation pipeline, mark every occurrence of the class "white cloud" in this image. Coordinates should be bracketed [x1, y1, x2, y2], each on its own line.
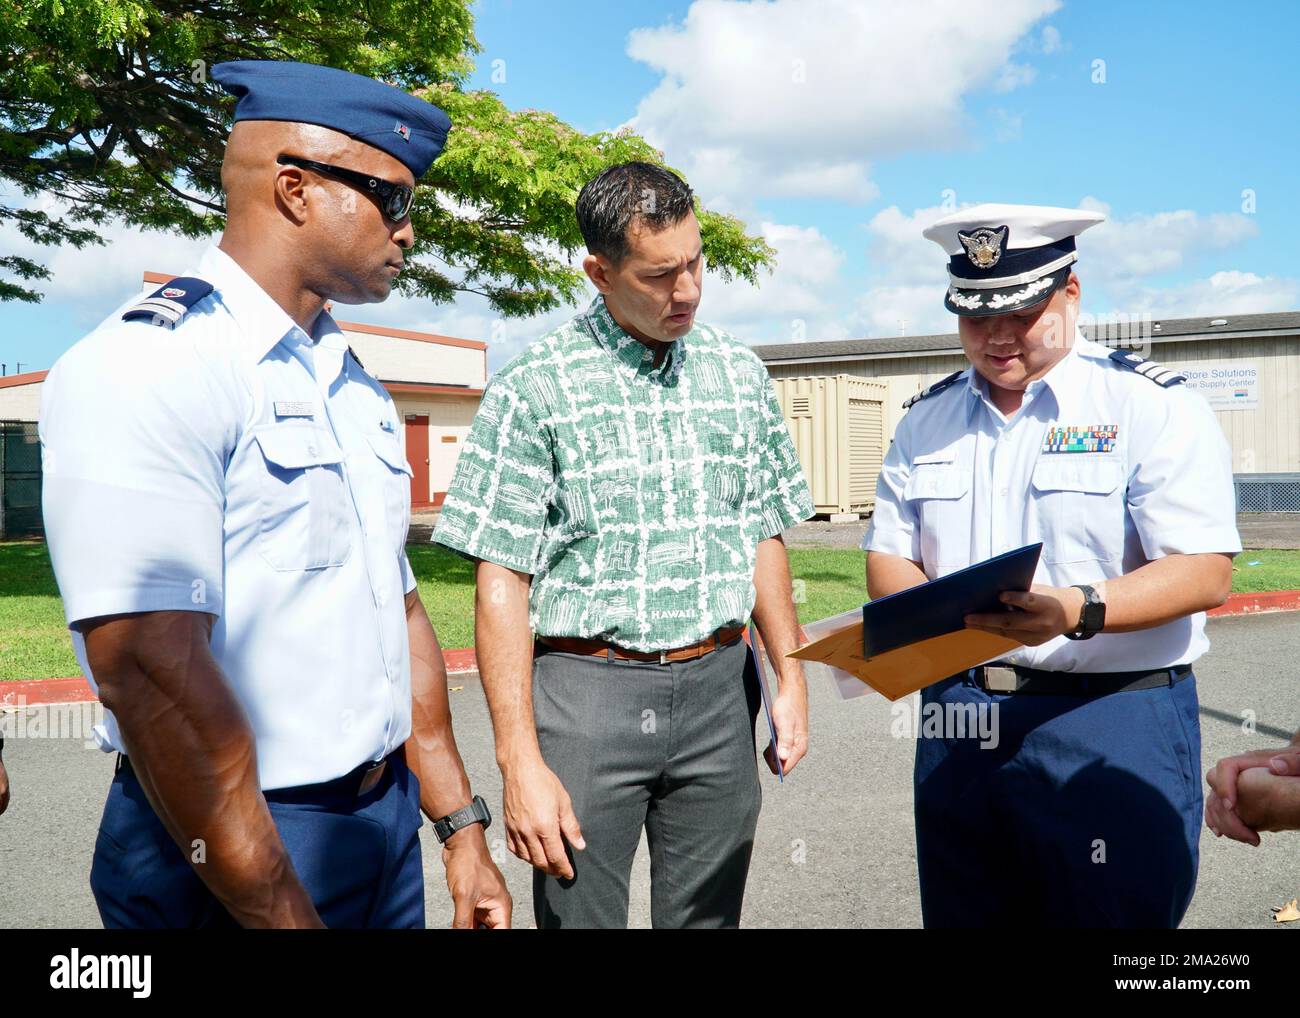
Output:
[1109, 270, 1299, 320]
[0, 195, 211, 319]
[1040, 25, 1062, 54]
[845, 203, 961, 337]
[625, 0, 1060, 204]
[993, 62, 1037, 93]
[841, 198, 1292, 342]
[1076, 197, 1258, 280]
[354, 285, 579, 371]
[854, 282, 955, 338]
[704, 221, 850, 344]
[991, 108, 1024, 142]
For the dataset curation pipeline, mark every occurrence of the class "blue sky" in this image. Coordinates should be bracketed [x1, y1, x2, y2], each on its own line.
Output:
[3, 0, 1296, 374]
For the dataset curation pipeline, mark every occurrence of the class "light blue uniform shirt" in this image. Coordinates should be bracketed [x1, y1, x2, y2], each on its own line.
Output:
[40, 245, 418, 789]
[863, 332, 1242, 672]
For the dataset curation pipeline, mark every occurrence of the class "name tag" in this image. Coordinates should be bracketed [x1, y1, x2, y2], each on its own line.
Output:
[273, 401, 315, 418]
[1043, 424, 1117, 454]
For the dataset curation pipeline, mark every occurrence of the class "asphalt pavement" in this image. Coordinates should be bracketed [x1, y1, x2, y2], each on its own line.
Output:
[2, 611, 1298, 929]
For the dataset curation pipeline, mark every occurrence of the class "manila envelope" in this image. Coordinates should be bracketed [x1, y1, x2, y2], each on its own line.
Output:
[788, 621, 1020, 701]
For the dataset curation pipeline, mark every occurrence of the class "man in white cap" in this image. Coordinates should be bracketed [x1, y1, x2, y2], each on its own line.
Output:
[862, 203, 1241, 927]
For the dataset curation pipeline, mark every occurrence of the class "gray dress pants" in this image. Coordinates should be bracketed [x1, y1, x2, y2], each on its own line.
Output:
[531, 635, 763, 929]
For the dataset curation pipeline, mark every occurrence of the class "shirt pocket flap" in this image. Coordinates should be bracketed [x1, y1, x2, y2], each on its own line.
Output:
[904, 462, 970, 500]
[365, 431, 414, 476]
[254, 425, 345, 470]
[1031, 458, 1122, 495]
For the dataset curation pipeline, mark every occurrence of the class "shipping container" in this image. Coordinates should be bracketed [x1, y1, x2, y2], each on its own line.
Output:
[772, 375, 888, 516]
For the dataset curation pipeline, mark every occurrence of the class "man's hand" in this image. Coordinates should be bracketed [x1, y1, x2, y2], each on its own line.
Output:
[501, 755, 585, 879]
[1233, 767, 1300, 834]
[1205, 746, 1300, 845]
[964, 585, 1085, 646]
[767, 680, 809, 775]
[442, 827, 512, 929]
[0, 756, 9, 816]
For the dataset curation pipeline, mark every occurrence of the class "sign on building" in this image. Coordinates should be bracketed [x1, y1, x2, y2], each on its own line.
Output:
[1178, 361, 1260, 411]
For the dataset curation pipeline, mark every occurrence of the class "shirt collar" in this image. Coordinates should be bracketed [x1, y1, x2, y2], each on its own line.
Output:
[584, 295, 683, 380]
[195, 244, 342, 362]
[966, 327, 1088, 417]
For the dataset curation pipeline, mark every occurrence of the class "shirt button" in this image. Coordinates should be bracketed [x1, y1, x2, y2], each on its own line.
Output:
[1000, 487, 1009, 496]
[307, 444, 317, 456]
[642, 349, 652, 361]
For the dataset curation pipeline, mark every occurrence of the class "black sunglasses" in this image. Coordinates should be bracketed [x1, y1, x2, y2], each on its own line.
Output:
[276, 154, 416, 221]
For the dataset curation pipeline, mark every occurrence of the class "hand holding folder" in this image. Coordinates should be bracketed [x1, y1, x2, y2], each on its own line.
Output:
[788, 544, 1043, 701]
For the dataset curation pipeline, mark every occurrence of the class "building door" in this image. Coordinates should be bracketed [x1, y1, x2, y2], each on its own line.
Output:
[405, 414, 431, 508]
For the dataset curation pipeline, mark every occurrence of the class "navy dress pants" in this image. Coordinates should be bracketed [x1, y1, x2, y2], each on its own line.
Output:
[913, 671, 1203, 928]
[90, 751, 425, 929]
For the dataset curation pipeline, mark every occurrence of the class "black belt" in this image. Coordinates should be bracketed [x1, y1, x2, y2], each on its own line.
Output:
[115, 751, 394, 799]
[969, 662, 1192, 696]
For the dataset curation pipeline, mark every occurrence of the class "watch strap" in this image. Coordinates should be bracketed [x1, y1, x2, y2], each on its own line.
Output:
[1065, 584, 1105, 640]
[433, 794, 490, 843]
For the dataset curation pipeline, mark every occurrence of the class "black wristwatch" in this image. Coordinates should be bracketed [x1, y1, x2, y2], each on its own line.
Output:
[1065, 584, 1106, 640]
[432, 794, 491, 844]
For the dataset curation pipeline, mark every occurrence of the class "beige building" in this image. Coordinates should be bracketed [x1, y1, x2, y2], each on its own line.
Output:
[0, 270, 489, 510]
[753, 311, 1300, 512]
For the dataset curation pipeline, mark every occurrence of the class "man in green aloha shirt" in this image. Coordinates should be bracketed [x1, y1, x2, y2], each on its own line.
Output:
[432, 162, 814, 929]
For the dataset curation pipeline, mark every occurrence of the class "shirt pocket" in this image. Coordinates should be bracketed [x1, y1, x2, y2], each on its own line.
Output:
[364, 429, 414, 550]
[1030, 457, 1124, 565]
[904, 450, 972, 572]
[253, 423, 353, 571]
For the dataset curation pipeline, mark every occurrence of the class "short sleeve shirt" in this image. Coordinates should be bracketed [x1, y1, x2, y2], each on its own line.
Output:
[432, 296, 814, 652]
[40, 245, 417, 789]
[863, 332, 1242, 671]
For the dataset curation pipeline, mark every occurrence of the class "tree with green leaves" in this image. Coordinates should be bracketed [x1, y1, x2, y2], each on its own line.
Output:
[1, 0, 773, 310]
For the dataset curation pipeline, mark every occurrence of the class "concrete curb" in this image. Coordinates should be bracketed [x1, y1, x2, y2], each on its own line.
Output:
[5, 590, 1297, 708]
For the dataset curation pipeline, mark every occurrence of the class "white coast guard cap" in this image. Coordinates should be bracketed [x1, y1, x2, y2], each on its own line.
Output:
[922, 203, 1105, 317]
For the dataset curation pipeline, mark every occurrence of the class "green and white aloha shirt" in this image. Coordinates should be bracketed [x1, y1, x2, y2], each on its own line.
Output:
[432, 295, 814, 652]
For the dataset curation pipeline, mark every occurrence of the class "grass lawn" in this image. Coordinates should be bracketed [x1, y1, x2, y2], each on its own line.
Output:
[3, 541, 1299, 681]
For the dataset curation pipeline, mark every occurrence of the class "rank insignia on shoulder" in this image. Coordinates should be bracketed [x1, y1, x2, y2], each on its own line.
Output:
[903, 370, 966, 409]
[121, 277, 214, 329]
[1108, 349, 1186, 387]
[348, 346, 366, 372]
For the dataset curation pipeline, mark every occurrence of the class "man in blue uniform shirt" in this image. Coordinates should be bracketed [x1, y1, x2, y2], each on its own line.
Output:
[863, 203, 1241, 927]
[40, 60, 510, 928]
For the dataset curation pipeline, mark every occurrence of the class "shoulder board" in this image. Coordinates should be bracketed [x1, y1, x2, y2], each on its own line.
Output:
[347, 346, 366, 372]
[1107, 349, 1185, 387]
[902, 370, 965, 410]
[121, 277, 214, 329]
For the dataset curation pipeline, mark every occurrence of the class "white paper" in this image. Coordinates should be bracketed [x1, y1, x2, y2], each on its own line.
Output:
[797, 607, 874, 701]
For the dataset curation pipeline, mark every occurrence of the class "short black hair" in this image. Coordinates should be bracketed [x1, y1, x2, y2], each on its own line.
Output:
[575, 161, 695, 264]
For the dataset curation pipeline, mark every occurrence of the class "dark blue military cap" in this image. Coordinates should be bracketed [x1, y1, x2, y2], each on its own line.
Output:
[211, 60, 452, 178]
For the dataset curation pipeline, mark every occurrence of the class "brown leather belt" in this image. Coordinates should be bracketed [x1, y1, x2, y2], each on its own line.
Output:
[536, 625, 747, 665]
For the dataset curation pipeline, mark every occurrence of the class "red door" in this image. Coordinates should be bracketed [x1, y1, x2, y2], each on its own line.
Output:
[405, 415, 431, 508]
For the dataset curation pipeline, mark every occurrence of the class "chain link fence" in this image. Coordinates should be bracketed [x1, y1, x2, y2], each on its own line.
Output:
[1, 420, 43, 538]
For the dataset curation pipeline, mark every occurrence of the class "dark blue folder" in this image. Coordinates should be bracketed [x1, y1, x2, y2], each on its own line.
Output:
[862, 543, 1043, 658]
